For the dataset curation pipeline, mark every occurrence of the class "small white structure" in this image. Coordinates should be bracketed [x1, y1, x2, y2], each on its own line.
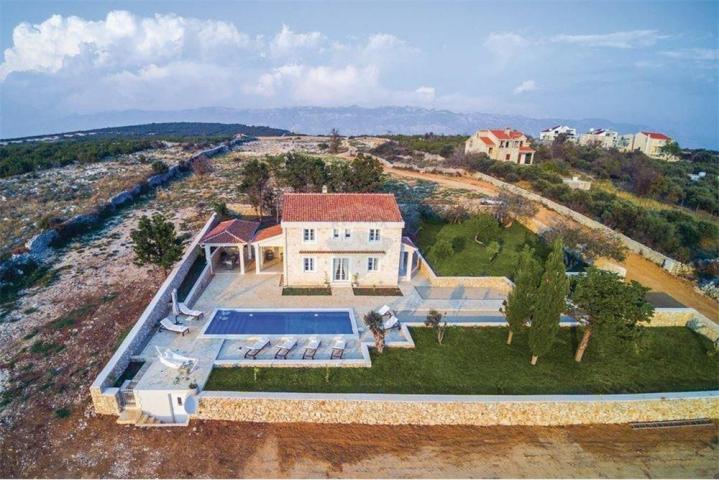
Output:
[562, 176, 592, 190]
[688, 172, 706, 182]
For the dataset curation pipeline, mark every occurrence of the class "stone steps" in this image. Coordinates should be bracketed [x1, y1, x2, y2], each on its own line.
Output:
[116, 408, 142, 425]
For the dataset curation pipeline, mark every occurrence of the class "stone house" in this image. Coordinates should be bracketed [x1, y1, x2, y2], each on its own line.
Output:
[201, 193, 418, 287]
[464, 128, 535, 165]
[539, 125, 577, 143]
[579, 128, 620, 148]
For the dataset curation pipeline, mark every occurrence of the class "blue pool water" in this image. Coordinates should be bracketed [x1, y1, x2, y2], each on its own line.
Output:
[204, 309, 354, 335]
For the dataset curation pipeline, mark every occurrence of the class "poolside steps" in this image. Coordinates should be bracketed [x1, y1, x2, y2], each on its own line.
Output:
[116, 408, 142, 425]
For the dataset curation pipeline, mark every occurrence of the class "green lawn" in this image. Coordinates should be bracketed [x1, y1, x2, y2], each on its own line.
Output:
[205, 327, 719, 395]
[416, 218, 548, 278]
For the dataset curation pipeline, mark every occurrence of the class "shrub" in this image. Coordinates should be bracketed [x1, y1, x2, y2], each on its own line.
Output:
[54, 407, 71, 419]
[424, 309, 448, 344]
[151, 160, 169, 174]
[431, 238, 454, 258]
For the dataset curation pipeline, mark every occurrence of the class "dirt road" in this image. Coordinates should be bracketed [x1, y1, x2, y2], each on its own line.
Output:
[387, 166, 719, 321]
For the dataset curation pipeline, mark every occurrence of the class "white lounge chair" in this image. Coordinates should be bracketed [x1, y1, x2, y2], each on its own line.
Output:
[178, 302, 204, 319]
[303, 337, 321, 359]
[244, 337, 270, 359]
[377, 304, 393, 317]
[155, 346, 196, 372]
[274, 337, 298, 359]
[160, 317, 189, 336]
[376, 305, 401, 331]
[330, 337, 346, 359]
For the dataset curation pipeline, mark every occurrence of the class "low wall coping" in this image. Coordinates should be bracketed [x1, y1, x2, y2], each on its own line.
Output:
[199, 389, 719, 404]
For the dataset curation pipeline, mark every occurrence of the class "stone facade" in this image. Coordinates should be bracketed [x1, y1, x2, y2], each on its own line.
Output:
[282, 221, 404, 287]
[196, 391, 719, 426]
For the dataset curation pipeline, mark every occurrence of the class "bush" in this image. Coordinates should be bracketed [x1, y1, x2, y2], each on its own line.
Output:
[431, 238, 454, 258]
[54, 407, 71, 419]
[151, 160, 169, 174]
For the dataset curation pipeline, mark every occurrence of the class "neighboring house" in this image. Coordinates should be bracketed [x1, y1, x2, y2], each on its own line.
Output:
[617, 133, 636, 151]
[578, 129, 619, 148]
[631, 131, 676, 161]
[465, 128, 535, 165]
[539, 125, 577, 143]
[201, 193, 419, 287]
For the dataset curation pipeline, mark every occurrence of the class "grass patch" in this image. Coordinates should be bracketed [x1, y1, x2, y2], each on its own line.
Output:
[416, 218, 548, 278]
[29, 340, 64, 356]
[282, 287, 332, 296]
[353, 287, 403, 296]
[54, 407, 71, 419]
[205, 327, 719, 395]
[48, 303, 96, 330]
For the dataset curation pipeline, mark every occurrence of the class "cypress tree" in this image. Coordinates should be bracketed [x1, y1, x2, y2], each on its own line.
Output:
[528, 240, 568, 365]
[504, 245, 541, 345]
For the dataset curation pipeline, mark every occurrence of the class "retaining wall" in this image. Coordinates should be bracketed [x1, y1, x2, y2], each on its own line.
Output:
[417, 250, 514, 295]
[196, 390, 719, 426]
[90, 214, 219, 415]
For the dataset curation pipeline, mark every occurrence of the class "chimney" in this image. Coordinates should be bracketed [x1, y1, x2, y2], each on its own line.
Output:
[322, 185, 328, 194]
[504, 127, 511, 134]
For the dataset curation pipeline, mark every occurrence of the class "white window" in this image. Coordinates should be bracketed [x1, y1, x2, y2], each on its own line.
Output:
[369, 228, 381, 242]
[367, 257, 379, 271]
[344, 228, 351, 239]
[303, 228, 315, 242]
[333, 228, 340, 239]
[302, 257, 315, 272]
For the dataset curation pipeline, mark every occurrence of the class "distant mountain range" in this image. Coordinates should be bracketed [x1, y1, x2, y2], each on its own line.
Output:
[5, 105, 697, 144]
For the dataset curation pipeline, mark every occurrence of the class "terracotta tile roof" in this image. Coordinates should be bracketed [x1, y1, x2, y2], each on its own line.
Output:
[641, 131, 670, 140]
[282, 193, 403, 223]
[202, 219, 259, 244]
[479, 136, 495, 146]
[253, 224, 283, 241]
[490, 129, 525, 140]
[519, 146, 535, 152]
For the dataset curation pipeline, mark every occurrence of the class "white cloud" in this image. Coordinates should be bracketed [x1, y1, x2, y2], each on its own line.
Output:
[0, 11, 251, 80]
[269, 24, 326, 57]
[513, 80, 537, 95]
[660, 48, 719, 61]
[549, 30, 666, 49]
[483, 32, 530, 69]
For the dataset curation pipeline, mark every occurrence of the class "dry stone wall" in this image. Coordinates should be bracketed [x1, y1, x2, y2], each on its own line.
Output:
[196, 391, 719, 426]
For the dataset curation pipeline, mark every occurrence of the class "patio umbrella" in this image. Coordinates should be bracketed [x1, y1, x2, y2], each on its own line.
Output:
[171, 288, 181, 317]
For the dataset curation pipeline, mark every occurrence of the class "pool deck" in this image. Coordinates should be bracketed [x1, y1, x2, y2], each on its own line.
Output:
[130, 269, 535, 392]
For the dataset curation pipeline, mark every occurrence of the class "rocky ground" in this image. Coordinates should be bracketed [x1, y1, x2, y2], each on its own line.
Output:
[0, 136, 716, 478]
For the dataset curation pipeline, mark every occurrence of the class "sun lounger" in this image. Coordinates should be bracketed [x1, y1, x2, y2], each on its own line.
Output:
[274, 337, 298, 359]
[303, 337, 321, 359]
[178, 302, 204, 319]
[244, 337, 270, 359]
[160, 317, 189, 336]
[377, 304, 393, 317]
[155, 346, 196, 372]
[330, 337, 346, 359]
[383, 315, 400, 331]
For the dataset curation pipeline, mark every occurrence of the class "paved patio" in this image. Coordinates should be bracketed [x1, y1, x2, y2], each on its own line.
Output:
[129, 269, 513, 392]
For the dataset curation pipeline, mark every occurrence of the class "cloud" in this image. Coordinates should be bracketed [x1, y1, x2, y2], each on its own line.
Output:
[0, 11, 252, 80]
[269, 24, 326, 57]
[513, 80, 537, 95]
[660, 48, 719, 61]
[483, 32, 530, 69]
[549, 30, 666, 48]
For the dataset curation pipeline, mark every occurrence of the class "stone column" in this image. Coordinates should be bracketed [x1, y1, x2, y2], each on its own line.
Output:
[255, 244, 261, 273]
[204, 244, 213, 274]
[239, 244, 245, 274]
[404, 251, 412, 282]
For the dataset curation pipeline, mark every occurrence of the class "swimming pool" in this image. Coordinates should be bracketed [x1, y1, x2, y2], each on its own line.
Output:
[202, 308, 356, 336]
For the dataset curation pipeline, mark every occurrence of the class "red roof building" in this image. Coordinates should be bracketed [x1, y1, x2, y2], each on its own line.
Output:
[201, 219, 259, 244]
[281, 193, 404, 223]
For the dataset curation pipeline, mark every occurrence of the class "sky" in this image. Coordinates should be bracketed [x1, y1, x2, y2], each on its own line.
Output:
[0, 0, 717, 147]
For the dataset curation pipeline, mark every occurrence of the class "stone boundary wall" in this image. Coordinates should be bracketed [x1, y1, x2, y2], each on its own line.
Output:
[90, 214, 219, 415]
[184, 247, 222, 307]
[650, 308, 719, 343]
[196, 390, 719, 426]
[417, 250, 514, 295]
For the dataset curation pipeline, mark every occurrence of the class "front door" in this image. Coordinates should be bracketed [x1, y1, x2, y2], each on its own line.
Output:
[332, 257, 350, 282]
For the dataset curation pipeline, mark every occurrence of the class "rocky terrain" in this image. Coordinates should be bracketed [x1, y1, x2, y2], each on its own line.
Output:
[0, 136, 716, 478]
